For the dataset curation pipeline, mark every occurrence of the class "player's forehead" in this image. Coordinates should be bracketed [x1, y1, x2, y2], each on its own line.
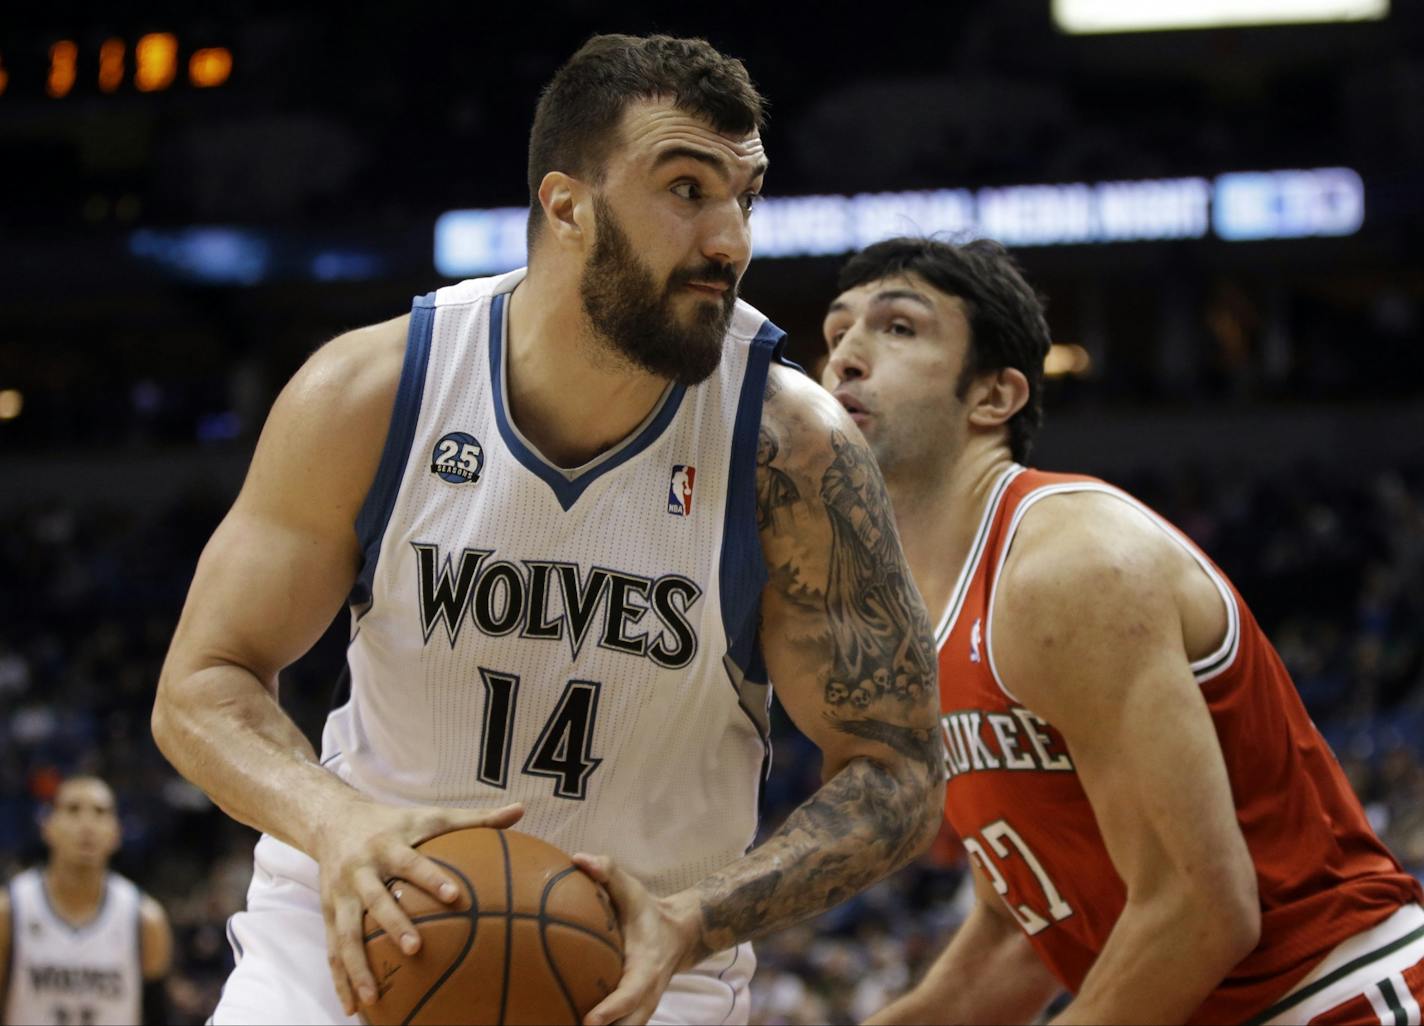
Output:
[54, 778, 116, 812]
[826, 272, 969, 327]
[613, 98, 767, 183]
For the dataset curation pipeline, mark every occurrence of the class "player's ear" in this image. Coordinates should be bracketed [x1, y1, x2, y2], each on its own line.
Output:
[967, 367, 1030, 430]
[537, 172, 587, 249]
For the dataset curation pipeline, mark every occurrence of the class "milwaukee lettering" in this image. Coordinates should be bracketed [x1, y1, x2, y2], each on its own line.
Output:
[939, 707, 1075, 779]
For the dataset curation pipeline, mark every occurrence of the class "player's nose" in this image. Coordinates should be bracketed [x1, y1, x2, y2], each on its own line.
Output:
[826, 329, 872, 385]
[700, 201, 751, 271]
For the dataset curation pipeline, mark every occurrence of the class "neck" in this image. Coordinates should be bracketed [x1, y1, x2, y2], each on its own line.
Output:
[887, 439, 1018, 630]
[44, 861, 106, 918]
[506, 263, 671, 468]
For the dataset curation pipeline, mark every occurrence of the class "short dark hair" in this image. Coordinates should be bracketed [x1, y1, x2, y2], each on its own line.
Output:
[837, 237, 1052, 463]
[526, 33, 766, 250]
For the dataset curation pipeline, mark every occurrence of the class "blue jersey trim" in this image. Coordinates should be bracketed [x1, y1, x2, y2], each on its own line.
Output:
[720, 317, 785, 684]
[487, 291, 688, 512]
[350, 293, 436, 608]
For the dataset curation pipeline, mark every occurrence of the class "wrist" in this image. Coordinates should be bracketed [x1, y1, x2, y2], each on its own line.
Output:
[663, 890, 710, 973]
[302, 789, 373, 861]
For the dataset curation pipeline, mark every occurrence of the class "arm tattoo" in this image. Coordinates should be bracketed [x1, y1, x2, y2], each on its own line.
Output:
[820, 431, 937, 708]
[697, 757, 932, 949]
[700, 416, 944, 958]
[755, 427, 801, 532]
[831, 717, 943, 775]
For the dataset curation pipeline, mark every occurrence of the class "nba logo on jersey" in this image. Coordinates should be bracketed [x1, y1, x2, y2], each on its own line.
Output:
[668, 465, 696, 517]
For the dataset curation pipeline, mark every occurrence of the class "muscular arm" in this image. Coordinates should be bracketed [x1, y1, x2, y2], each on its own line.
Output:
[153, 316, 522, 1016]
[151, 319, 404, 853]
[688, 366, 945, 954]
[994, 495, 1260, 1025]
[868, 861, 1061, 1026]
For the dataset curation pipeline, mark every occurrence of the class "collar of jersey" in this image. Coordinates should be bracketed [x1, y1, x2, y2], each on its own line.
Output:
[488, 290, 688, 512]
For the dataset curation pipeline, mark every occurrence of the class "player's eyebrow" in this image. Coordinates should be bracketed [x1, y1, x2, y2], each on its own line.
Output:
[652, 145, 769, 184]
[825, 288, 936, 318]
[870, 288, 936, 311]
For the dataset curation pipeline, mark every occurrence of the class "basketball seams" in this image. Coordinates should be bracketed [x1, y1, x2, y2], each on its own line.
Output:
[386, 857, 479, 1026]
[366, 912, 621, 957]
[497, 831, 513, 1026]
[538, 867, 582, 1023]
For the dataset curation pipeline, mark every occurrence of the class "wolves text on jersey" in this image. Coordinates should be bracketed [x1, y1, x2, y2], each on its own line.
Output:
[940, 706, 1076, 781]
[25, 965, 125, 999]
[412, 543, 701, 669]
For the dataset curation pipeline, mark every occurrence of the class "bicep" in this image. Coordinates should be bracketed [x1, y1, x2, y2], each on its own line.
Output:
[756, 386, 940, 777]
[166, 502, 358, 688]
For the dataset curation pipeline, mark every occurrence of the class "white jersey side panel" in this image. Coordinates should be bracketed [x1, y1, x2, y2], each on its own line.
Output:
[319, 269, 782, 897]
[4, 869, 143, 1026]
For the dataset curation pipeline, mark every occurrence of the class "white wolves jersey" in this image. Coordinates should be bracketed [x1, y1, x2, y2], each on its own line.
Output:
[4, 868, 143, 1026]
[318, 268, 787, 897]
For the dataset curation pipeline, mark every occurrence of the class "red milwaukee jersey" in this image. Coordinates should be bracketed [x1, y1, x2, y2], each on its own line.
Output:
[937, 466, 1423, 1024]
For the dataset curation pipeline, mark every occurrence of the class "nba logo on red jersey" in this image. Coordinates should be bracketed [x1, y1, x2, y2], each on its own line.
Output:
[668, 465, 696, 517]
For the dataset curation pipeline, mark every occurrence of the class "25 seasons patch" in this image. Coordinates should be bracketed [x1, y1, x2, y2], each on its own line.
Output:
[431, 431, 484, 484]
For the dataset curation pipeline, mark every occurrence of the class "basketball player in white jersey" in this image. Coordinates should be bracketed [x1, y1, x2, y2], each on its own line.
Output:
[821, 237, 1424, 1024]
[152, 34, 944, 1026]
[0, 777, 172, 1026]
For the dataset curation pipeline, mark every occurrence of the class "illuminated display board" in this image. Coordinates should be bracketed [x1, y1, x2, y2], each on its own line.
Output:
[433, 167, 1365, 278]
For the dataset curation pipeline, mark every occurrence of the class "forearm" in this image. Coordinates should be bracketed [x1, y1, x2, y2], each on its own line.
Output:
[871, 903, 1059, 1026]
[152, 662, 364, 855]
[1052, 897, 1251, 1025]
[686, 754, 939, 960]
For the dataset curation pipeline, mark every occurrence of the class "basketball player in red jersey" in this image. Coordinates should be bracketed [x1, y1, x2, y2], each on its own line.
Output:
[819, 237, 1424, 1025]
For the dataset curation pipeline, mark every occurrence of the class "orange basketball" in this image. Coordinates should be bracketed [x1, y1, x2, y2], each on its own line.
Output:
[361, 828, 623, 1026]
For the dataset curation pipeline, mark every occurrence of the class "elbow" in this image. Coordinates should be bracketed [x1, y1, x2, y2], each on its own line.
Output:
[1187, 867, 1260, 971]
[150, 670, 190, 769]
[1218, 876, 1262, 965]
[901, 764, 946, 862]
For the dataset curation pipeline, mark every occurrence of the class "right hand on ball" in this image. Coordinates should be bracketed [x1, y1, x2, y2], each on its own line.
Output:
[312, 799, 524, 1016]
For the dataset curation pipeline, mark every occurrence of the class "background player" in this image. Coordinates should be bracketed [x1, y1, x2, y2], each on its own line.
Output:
[151, 34, 944, 1026]
[0, 777, 172, 1026]
[819, 237, 1424, 1024]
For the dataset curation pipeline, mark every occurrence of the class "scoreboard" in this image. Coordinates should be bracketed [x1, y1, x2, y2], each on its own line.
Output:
[0, 33, 231, 98]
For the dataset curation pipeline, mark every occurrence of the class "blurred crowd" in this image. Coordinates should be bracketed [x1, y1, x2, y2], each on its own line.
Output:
[1, 458, 1422, 1025]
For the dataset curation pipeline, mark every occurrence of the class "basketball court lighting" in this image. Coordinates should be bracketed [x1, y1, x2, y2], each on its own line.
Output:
[47, 40, 77, 99]
[135, 33, 178, 92]
[0, 390, 23, 421]
[1053, 0, 1388, 34]
[190, 48, 232, 88]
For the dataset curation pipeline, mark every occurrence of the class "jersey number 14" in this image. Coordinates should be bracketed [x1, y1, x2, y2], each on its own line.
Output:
[477, 668, 602, 800]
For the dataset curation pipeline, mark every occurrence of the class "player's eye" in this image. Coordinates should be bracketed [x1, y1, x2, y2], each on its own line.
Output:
[889, 320, 915, 337]
[827, 329, 847, 350]
[740, 192, 762, 215]
[671, 180, 702, 201]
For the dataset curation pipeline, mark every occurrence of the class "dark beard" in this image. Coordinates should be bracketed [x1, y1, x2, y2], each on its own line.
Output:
[579, 195, 736, 386]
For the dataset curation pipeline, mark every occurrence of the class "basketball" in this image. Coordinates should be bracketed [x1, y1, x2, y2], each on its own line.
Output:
[360, 828, 624, 1026]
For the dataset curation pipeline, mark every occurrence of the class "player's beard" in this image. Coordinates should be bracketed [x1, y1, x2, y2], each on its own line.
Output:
[579, 195, 735, 386]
